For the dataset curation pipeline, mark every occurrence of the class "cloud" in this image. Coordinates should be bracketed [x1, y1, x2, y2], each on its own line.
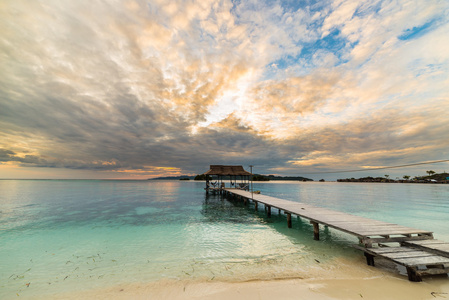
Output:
[0, 0, 448, 179]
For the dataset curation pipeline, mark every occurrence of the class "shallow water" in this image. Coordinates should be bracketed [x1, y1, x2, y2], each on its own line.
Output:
[1, 180, 448, 298]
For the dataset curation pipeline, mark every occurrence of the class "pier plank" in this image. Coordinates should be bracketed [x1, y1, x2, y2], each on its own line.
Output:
[370, 251, 434, 259]
[405, 240, 448, 245]
[402, 240, 449, 258]
[394, 255, 449, 266]
[367, 247, 415, 254]
[362, 246, 449, 281]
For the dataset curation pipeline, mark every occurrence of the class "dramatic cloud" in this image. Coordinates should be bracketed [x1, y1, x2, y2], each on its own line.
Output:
[1, 0, 448, 179]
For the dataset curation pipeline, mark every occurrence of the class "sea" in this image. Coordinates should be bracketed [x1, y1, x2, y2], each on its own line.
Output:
[1, 180, 448, 298]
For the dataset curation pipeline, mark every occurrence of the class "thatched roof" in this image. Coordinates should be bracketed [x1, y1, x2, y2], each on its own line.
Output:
[204, 165, 252, 176]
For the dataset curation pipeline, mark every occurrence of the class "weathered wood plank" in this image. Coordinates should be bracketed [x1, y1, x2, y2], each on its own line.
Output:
[379, 251, 435, 259]
[426, 244, 449, 251]
[394, 255, 449, 266]
[368, 247, 420, 254]
[339, 225, 430, 232]
[328, 221, 399, 225]
[416, 267, 449, 276]
[354, 229, 433, 235]
[361, 235, 434, 246]
[402, 240, 449, 258]
[405, 240, 449, 246]
[360, 245, 449, 280]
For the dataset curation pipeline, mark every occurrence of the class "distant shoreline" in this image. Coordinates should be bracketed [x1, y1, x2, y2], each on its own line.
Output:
[148, 174, 314, 181]
[337, 179, 448, 184]
[337, 172, 449, 184]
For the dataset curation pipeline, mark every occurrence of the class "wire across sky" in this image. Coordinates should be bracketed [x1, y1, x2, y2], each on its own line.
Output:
[300, 159, 449, 174]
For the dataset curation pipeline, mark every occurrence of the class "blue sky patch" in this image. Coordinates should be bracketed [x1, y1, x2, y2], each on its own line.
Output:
[398, 20, 434, 40]
[300, 28, 348, 63]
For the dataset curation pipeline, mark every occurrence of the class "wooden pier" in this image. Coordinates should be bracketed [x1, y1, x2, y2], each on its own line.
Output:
[361, 246, 449, 282]
[222, 188, 449, 281]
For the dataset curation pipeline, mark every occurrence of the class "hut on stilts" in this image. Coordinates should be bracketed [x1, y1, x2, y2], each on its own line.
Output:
[203, 165, 252, 194]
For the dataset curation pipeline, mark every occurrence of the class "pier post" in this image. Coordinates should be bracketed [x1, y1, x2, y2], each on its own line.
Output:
[287, 213, 292, 228]
[311, 221, 319, 240]
[254, 201, 258, 210]
[406, 267, 422, 282]
[244, 197, 248, 205]
[267, 205, 271, 217]
[364, 252, 375, 266]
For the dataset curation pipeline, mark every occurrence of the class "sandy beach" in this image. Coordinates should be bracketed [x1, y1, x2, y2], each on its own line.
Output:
[43, 276, 449, 300]
[39, 256, 449, 300]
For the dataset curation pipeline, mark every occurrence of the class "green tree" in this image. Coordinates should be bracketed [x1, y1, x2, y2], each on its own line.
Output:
[426, 170, 435, 176]
[403, 175, 410, 180]
[252, 175, 269, 181]
[194, 174, 212, 180]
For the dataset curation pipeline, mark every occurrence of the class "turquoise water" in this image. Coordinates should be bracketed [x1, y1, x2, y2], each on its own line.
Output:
[1, 180, 448, 298]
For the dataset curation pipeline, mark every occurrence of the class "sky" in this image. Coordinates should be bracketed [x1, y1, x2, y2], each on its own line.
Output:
[1, 0, 449, 180]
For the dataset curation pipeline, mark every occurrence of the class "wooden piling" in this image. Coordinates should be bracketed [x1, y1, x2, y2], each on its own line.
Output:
[267, 205, 271, 217]
[287, 213, 292, 228]
[406, 267, 421, 282]
[364, 252, 375, 266]
[311, 221, 319, 240]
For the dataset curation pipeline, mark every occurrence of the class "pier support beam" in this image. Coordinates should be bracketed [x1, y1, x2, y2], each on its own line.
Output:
[254, 201, 258, 210]
[311, 221, 319, 240]
[364, 252, 375, 266]
[287, 213, 292, 228]
[267, 205, 271, 217]
[406, 267, 422, 282]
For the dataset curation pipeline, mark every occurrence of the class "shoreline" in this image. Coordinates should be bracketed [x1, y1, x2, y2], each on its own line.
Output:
[18, 256, 449, 300]
[38, 274, 449, 300]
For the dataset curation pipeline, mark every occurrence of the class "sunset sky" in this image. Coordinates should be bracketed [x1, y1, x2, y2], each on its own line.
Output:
[1, 0, 449, 180]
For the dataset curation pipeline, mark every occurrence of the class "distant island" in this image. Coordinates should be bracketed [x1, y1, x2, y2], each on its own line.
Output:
[149, 174, 313, 181]
[337, 171, 449, 184]
[256, 174, 313, 181]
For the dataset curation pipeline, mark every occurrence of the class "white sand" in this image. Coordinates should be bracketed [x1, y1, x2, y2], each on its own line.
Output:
[40, 257, 449, 300]
[42, 276, 449, 300]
